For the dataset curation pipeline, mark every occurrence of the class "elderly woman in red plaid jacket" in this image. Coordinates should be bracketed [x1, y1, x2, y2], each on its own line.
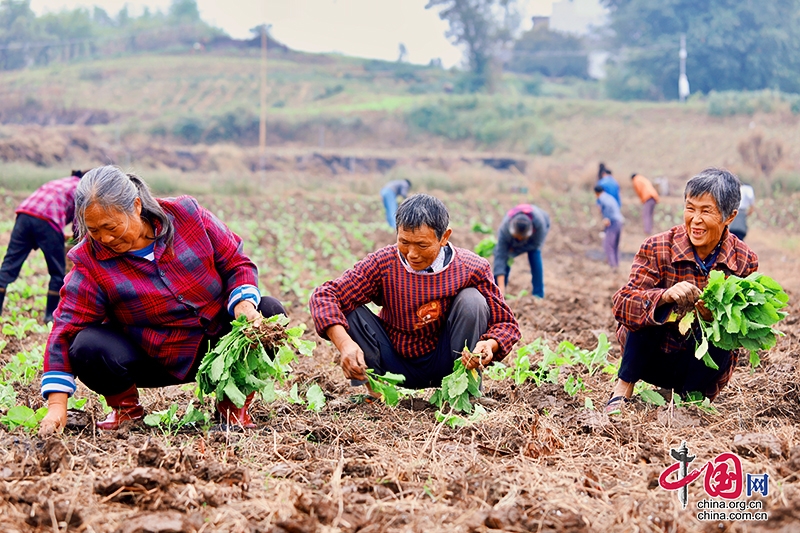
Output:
[38, 166, 284, 435]
[606, 168, 758, 414]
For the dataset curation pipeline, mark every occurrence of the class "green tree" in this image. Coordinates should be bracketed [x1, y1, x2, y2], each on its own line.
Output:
[426, 0, 518, 92]
[169, 0, 201, 23]
[601, 0, 800, 99]
[0, 0, 43, 69]
[509, 23, 588, 78]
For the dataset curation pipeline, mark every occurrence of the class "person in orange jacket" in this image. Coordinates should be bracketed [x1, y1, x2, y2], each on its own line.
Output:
[631, 173, 660, 235]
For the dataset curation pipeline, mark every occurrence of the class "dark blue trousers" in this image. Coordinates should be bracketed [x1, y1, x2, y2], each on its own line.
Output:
[0, 213, 66, 297]
[618, 326, 733, 399]
[344, 288, 489, 389]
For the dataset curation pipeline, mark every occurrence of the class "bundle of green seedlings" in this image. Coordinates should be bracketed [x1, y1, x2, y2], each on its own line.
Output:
[675, 271, 789, 369]
[429, 353, 487, 427]
[197, 314, 315, 408]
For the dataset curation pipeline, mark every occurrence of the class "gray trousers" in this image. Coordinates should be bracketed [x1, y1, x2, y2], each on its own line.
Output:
[345, 287, 489, 389]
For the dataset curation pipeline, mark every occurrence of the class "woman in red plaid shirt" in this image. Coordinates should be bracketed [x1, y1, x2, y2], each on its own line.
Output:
[606, 168, 758, 413]
[38, 166, 284, 435]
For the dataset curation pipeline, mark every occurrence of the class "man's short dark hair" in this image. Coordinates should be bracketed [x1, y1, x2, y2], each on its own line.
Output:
[510, 214, 533, 238]
[593, 184, 604, 193]
[396, 194, 449, 239]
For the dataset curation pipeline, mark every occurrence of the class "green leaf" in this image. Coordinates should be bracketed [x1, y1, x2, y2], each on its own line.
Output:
[287, 383, 303, 404]
[638, 389, 666, 406]
[701, 351, 719, 370]
[678, 311, 695, 335]
[449, 372, 469, 398]
[144, 413, 165, 427]
[305, 384, 326, 412]
[223, 381, 248, 408]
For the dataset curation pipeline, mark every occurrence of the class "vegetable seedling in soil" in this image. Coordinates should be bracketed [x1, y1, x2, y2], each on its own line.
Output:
[429, 356, 482, 415]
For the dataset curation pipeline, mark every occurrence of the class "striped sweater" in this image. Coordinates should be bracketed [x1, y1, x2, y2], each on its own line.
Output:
[310, 244, 520, 359]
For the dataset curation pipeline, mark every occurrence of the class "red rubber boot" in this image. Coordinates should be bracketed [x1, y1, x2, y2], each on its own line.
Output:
[96, 385, 145, 430]
[216, 392, 256, 428]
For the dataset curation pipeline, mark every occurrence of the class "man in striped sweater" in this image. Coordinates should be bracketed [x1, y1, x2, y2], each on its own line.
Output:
[310, 194, 520, 391]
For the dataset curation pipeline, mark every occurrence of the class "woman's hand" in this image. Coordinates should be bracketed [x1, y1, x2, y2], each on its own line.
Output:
[695, 300, 713, 321]
[233, 299, 262, 327]
[462, 339, 497, 370]
[660, 281, 701, 310]
[38, 392, 68, 438]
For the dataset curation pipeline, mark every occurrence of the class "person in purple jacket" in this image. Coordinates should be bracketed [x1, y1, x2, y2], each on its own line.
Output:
[0, 169, 84, 322]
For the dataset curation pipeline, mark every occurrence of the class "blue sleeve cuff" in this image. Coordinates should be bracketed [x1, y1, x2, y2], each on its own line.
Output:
[41, 371, 76, 399]
[227, 284, 261, 315]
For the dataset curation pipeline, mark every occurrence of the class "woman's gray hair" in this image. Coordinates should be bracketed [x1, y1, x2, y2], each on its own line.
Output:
[75, 165, 174, 250]
[684, 168, 741, 221]
[395, 194, 449, 238]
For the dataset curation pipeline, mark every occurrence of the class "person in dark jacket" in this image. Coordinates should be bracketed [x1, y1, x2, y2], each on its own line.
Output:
[0, 170, 84, 322]
[492, 204, 550, 298]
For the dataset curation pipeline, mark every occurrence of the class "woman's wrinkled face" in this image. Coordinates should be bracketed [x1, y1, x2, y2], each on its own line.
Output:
[683, 192, 736, 255]
[84, 198, 144, 254]
[397, 225, 452, 271]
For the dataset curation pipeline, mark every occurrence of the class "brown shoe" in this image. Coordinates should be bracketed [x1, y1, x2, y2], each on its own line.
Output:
[216, 392, 256, 428]
[97, 385, 145, 430]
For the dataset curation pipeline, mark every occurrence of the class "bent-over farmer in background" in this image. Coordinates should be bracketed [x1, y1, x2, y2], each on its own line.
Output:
[594, 184, 624, 269]
[38, 166, 285, 436]
[606, 168, 758, 414]
[380, 179, 411, 230]
[310, 194, 520, 393]
[631, 173, 659, 235]
[493, 203, 550, 298]
[0, 169, 84, 322]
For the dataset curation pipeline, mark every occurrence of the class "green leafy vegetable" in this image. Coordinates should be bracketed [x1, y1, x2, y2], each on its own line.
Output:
[0, 405, 47, 432]
[305, 384, 326, 412]
[144, 401, 208, 432]
[365, 370, 406, 406]
[197, 314, 316, 408]
[688, 271, 789, 368]
[429, 360, 481, 414]
[474, 237, 496, 258]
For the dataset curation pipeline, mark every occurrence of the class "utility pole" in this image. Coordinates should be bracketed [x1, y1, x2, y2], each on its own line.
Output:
[678, 34, 690, 102]
[258, 24, 269, 182]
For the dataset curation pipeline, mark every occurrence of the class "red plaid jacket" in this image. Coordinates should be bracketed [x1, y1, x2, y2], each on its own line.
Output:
[44, 196, 258, 380]
[16, 176, 80, 234]
[613, 225, 758, 354]
[310, 245, 520, 359]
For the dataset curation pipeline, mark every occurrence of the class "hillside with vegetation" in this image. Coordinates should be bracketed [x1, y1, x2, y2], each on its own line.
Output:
[1, 47, 799, 198]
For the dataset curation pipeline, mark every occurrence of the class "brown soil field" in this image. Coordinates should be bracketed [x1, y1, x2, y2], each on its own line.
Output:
[0, 181, 798, 533]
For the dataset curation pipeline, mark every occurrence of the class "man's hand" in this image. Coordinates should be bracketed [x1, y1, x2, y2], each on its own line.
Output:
[233, 299, 263, 327]
[327, 325, 367, 381]
[661, 281, 701, 309]
[339, 339, 367, 381]
[603, 218, 611, 228]
[462, 339, 498, 370]
[38, 392, 68, 438]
